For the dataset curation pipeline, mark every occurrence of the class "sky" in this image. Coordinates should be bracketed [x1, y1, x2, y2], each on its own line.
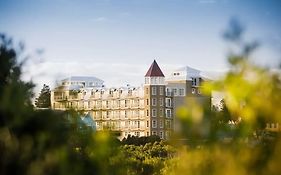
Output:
[0, 0, 281, 95]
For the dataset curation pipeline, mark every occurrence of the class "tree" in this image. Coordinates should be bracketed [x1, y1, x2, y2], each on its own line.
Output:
[35, 84, 51, 108]
[0, 34, 128, 175]
[163, 19, 281, 175]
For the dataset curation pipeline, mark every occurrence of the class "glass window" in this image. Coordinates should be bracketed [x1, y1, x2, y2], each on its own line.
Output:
[160, 120, 163, 128]
[159, 98, 163, 106]
[160, 131, 163, 139]
[152, 98, 157, 106]
[160, 87, 163, 95]
[179, 88, 185, 96]
[166, 120, 171, 129]
[152, 109, 157, 117]
[166, 109, 171, 118]
[152, 87, 157, 95]
[152, 120, 157, 128]
[173, 88, 177, 96]
[159, 109, 163, 117]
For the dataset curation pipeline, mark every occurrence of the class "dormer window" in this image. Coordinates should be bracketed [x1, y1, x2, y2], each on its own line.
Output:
[192, 78, 200, 86]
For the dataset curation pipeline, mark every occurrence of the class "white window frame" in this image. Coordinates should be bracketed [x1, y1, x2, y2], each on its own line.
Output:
[160, 131, 163, 139]
[152, 98, 157, 106]
[159, 86, 163, 95]
[159, 120, 163, 128]
[179, 88, 185, 96]
[166, 109, 171, 118]
[166, 120, 171, 129]
[152, 120, 157, 128]
[159, 98, 163, 106]
[152, 87, 157, 95]
[173, 88, 178, 96]
[166, 98, 172, 107]
[152, 109, 157, 117]
[159, 109, 163, 117]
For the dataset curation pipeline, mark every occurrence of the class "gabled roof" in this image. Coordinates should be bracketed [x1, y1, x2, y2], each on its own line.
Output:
[145, 60, 165, 77]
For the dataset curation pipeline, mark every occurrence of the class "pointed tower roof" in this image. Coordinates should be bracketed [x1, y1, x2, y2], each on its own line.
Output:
[145, 60, 165, 77]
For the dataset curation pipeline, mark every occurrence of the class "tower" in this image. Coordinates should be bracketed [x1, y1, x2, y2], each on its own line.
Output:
[144, 60, 166, 139]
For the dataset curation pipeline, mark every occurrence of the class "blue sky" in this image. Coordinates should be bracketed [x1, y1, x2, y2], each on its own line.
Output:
[0, 0, 281, 93]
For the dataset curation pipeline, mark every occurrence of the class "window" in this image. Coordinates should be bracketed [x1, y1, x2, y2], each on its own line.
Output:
[152, 98, 157, 106]
[151, 77, 156, 84]
[146, 87, 149, 94]
[146, 99, 149, 105]
[192, 88, 196, 94]
[147, 132, 149, 136]
[166, 98, 172, 107]
[160, 87, 163, 95]
[179, 88, 185, 96]
[192, 77, 200, 86]
[137, 121, 140, 128]
[159, 120, 163, 128]
[160, 131, 163, 139]
[152, 87, 157, 95]
[128, 90, 132, 96]
[147, 121, 149, 127]
[166, 109, 171, 118]
[152, 131, 157, 135]
[173, 88, 178, 96]
[152, 109, 157, 117]
[145, 77, 149, 84]
[126, 100, 130, 107]
[146, 110, 149, 116]
[125, 111, 127, 118]
[159, 98, 163, 106]
[166, 120, 171, 129]
[159, 109, 163, 117]
[135, 132, 140, 137]
[152, 120, 157, 128]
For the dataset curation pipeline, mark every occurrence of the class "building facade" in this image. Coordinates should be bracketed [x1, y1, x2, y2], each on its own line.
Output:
[51, 60, 208, 139]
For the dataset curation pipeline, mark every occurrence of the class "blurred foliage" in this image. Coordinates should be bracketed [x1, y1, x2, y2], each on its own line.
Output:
[164, 19, 281, 175]
[120, 141, 176, 175]
[35, 84, 51, 108]
[121, 135, 161, 146]
[0, 34, 127, 175]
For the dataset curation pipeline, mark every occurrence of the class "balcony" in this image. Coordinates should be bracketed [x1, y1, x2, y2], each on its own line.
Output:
[54, 96, 67, 101]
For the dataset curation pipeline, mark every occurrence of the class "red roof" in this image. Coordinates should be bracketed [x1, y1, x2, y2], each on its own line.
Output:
[145, 60, 165, 77]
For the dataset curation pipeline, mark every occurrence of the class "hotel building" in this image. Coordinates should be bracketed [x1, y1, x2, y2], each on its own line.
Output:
[51, 60, 209, 139]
